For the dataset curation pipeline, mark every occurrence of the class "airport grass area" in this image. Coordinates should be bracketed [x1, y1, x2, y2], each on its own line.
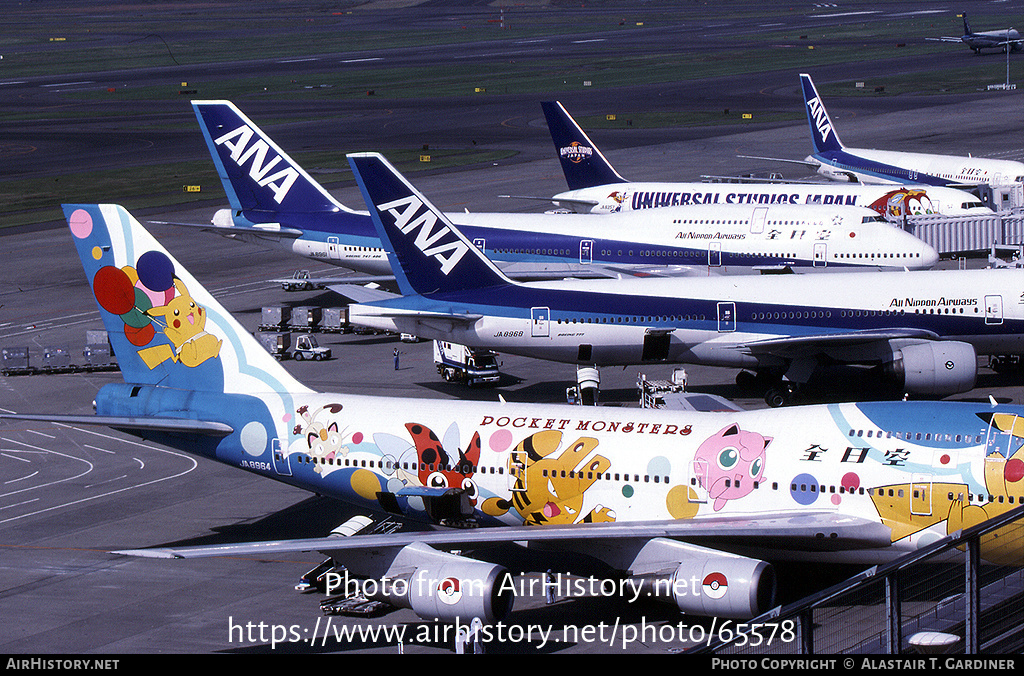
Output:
[0, 147, 514, 230]
[2, 1, 1022, 227]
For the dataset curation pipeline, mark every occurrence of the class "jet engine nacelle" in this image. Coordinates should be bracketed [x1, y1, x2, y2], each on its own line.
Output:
[638, 555, 775, 619]
[886, 341, 977, 396]
[622, 539, 776, 619]
[364, 543, 514, 623]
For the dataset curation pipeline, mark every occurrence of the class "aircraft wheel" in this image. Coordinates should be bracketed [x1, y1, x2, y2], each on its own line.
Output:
[765, 384, 794, 408]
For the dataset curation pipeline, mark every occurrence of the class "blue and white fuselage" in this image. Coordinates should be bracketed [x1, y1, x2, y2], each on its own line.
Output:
[800, 74, 1024, 191]
[345, 152, 1024, 403]
[193, 100, 937, 278]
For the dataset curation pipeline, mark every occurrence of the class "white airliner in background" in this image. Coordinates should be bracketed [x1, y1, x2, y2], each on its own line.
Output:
[185, 100, 937, 280]
[344, 152, 1023, 407]
[4, 203, 1019, 628]
[929, 12, 1022, 54]
[537, 100, 993, 218]
[794, 74, 1024, 206]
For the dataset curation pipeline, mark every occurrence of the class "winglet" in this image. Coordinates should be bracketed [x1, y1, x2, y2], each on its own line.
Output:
[799, 74, 844, 155]
[541, 101, 628, 190]
[346, 152, 514, 296]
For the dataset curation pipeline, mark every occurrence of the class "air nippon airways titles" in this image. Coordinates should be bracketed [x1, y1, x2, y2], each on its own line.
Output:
[540, 100, 992, 218]
[4, 202, 1020, 629]
[190, 100, 936, 280]
[345, 152, 1023, 407]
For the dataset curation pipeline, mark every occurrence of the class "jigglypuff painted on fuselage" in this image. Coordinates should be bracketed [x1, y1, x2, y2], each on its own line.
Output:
[693, 424, 771, 512]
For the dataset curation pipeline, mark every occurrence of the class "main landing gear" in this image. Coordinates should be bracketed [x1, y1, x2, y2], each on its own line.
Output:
[735, 370, 800, 408]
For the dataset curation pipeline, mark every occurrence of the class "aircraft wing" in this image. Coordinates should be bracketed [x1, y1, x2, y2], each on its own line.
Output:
[0, 413, 234, 436]
[148, 219, 304, 240]
[735, 328, 941, 358]
[112, 512, 894, 559]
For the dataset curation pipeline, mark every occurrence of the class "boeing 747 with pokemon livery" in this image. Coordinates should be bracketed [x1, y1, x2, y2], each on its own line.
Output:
[538, 100, 992, 218]
[2, 203, 1020, 627]
[344, 152, 1023, 408]
[185, 100, 937, 279]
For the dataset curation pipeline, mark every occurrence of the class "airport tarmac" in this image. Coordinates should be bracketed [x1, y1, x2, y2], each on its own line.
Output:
[2, 1, 1024, 657]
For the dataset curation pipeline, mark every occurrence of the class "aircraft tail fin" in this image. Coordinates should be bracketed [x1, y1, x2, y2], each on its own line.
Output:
[799, 74, 844, 155]
[63, 204, 310, 396]
[346, 153, 515, 296]
[192, 101, 350, 217]
[541, 101, 628, 190]
[962, 12, 972, 35]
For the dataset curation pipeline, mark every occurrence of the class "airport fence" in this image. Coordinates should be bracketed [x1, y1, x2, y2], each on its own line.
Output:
[692, 505, 1024, 655]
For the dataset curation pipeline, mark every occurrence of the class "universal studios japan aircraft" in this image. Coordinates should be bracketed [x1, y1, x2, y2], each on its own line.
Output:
[534, 100, 993, 218]
[344, 152, 1024, 408]
[5, 203, 1022, 627]
[184, 100, 937, 279]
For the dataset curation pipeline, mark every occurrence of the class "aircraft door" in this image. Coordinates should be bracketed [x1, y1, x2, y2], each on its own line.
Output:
[910, 474, 932, 517]
[508, 449, 527, 493]
[750, 207, 767, 234]
[985, 413, 1021, 461]
[473, 237, 486, 252]
[271, 438, 292, 476]
[688, 459, 710, 505]
[717, 302, 736, 332]
[813, 242, 827, 267]
[708, 242, 722, 267]
[580, 239, 593, 264]
[327, 236, 341, 261]
[531, 307, 550, 337]
[985, 295, 1004, 325]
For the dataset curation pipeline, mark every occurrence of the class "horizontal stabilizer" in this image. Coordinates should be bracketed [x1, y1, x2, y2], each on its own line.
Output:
[499, 194, 601, 211]
[737, 154, 819, 168]
[352, 309, 483, 325]
[0, 413, 234, 436]
[327, 283, 402, 303]
[149, 219, 305, 240]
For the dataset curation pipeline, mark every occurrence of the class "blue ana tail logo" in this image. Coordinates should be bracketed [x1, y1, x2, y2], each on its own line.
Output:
[376, 194, 470, 275]
[213, 124, 300, 204]
[805, 96, 833, 148]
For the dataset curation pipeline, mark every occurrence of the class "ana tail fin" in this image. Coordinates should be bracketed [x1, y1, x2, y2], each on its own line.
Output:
[799, 74, 844, 155]
[541, 101, 627, 190]
[346, 153, 514, 296]
[192, 100, 350, 217]
[64, 204, 310, 396]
